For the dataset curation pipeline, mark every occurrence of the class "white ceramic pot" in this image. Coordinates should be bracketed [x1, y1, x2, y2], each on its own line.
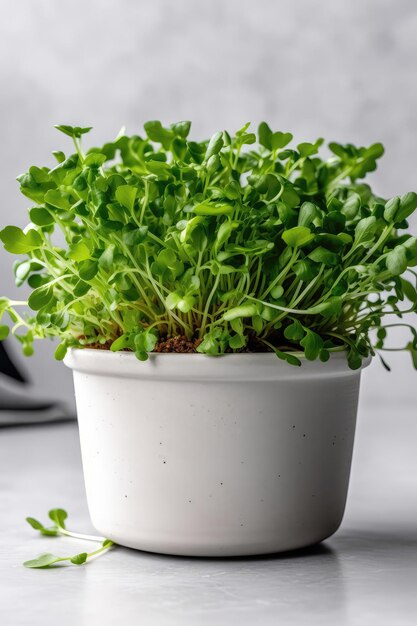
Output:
[64, 349, 369, 557]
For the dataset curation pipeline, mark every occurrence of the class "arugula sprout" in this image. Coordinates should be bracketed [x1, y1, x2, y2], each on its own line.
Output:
[23, 508, 114, 568]
[0, 121, 416, 368]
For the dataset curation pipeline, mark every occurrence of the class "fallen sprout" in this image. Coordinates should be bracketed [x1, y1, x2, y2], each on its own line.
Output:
[23, 508, 114, 569]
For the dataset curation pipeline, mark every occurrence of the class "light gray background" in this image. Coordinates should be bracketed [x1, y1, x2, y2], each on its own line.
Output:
[1, 0, 417, 409]
[1, 4, 417, 624]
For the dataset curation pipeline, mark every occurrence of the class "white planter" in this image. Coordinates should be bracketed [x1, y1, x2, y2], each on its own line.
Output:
[64, 349, 369, 557]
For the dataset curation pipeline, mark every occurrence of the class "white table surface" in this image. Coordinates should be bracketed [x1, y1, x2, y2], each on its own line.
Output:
[1, 399, 416, 626]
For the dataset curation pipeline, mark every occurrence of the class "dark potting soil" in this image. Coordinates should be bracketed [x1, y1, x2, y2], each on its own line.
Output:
[86, 335, 272, 354]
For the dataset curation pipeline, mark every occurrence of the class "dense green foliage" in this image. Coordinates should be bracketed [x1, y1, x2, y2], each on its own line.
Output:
[1, 121, 417, 368]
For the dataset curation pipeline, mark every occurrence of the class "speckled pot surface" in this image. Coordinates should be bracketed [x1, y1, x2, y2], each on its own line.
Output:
[64, 349, 369, 557]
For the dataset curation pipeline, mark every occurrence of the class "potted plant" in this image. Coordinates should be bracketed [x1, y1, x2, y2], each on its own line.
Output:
[1, 121, 416, 557]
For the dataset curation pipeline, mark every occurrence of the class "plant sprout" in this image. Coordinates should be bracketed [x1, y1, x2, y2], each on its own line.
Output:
[0, 121, 416, 368]
[23, 508, 114, 568]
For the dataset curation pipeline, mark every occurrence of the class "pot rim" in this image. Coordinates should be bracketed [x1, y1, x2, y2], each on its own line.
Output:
[64, 348, 371, 382]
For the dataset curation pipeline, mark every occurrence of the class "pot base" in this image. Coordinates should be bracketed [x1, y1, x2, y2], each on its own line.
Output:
[92, 521, 342, 557]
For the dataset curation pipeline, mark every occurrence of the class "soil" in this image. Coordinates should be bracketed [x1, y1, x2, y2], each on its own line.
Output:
[154, 335, 202, 353]
[86, 334, 272, 354]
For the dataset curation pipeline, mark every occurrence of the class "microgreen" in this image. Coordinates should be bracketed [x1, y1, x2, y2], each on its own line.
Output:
[23, 508, 114, 568]
[0, 122, 416, 368]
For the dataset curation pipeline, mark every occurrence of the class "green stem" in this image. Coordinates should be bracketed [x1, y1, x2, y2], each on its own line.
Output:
[199, 274, 220, 338]
[59, 528, 105, 542]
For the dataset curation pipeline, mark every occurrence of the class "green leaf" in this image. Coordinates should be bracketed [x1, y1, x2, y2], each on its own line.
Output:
[26, 516, 58, 536]
[397, 192, 417, 222]
[400, 279, 417, 304]
[177, 295, 195, 313]
[50, 160, 76, 189]
[0, 227, 42, 254]
[48, 508, 68, 529]
[222, 304, 259, 321]
[230, 317, 243, 334]
[122, 226, 148, 246]
[193, 202, 233, 216]
[29, 208, 54, 226]
[293, 260, 317, 282]
[314, 234, 344, 252]
[270, 285, 284, 299]
[44, 189, 71, 210]
[144, 120, 174, 149]
[156, 248, 179, 271]
[386, 246, 407, 275]
[308, 247, 339, 266]
[134, 330, 158, 356]
[110, 334, 132, 352]
[298, 202, 319, 228]
[70, 553, 88, 565]
[215, 220, 239, 251]
[98, 245, 115, 270]
[236, 132, 255, 147]
[383, 196, 400, 223]
[0, 325, 9, 340]
[74, 280, 90, 297]
[23, 553, 62, 569]
[205, 132, 224, 160]
[0, 297, 10, 314]
[229, 334, 246, 349]
[68, 241, 91, 261]
[25, 517, 44, 531]
[336, 233, 352, 245]
[170, 121, 192, 138]
[348, 349, 362, 370]
[78, 260, 98, 281]
[284, 320, 305, 341]
[275, 349, 302, 367]
[271, 132, 293, 150]
[172, 137, 187, 160]
[403, 236, 417, 261]
[354, 216, 377, 245]
[306, 297, 342, 317]
[252, 315, 263, 334]
[282, 226, 314, 248]
[115, 185, 137, 212]
[258, 122, 272, 150]
[364, 142, 384, 160]
[165, 292, 181, 310]
[323, 211, 346, 234]
[84, 153, 107, 167]
[300, 329, 323, 360]
[342, 194, 361, 220]
[52, 150, 66, 163]
[297, 140, 321, 158]
[28, 286, 54, 311]
[319, 349, 330, 362]
[55, 125, 92, 139]
[54, 342, 68, 361]
[281, 187, 300, 209]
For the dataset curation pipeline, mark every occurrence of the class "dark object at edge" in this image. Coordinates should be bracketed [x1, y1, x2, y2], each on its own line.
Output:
[0, 341, 27, 383]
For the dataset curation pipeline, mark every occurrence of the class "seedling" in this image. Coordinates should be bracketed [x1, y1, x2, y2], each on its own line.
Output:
[23, 508, 114, 568]
[0, 121, 416, 368]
